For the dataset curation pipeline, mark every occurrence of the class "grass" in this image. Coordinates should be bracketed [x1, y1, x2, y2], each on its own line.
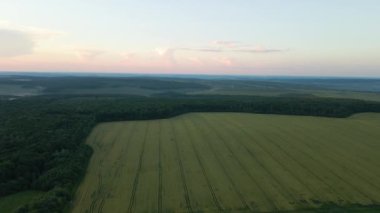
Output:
[71, 113, 380, 212]
[0, 191, 45, 213]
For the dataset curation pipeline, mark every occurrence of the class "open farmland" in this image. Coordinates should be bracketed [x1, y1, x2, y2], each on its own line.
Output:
[72, 113, 380, 212]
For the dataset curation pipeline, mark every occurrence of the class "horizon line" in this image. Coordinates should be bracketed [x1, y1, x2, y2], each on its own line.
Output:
[1, 70, 380, 79]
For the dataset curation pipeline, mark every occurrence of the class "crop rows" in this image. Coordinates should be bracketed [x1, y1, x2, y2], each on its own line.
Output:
[72, 113, 380, 212]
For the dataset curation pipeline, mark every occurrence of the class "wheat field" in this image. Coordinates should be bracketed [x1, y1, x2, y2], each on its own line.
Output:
[72, 113, 380, 212]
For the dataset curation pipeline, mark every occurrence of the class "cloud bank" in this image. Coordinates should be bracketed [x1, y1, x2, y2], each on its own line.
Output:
[179, 41, 288, 54]
[0, 20, 64, 57]
[0, 29, 34, 57]
[75, 48, 105, 60]
[155, 41, 287, 59]
[151, 41, 287, 66]
[178, 47, 286, 53]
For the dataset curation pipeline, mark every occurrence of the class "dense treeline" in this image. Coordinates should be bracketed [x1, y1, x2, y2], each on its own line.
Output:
[0, 98, 95, 212]
[1, 94, 380, 212]
[47, 94, 380, 121]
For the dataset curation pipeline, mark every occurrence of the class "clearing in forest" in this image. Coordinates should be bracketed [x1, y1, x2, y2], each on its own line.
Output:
[72, 113, 380, 213]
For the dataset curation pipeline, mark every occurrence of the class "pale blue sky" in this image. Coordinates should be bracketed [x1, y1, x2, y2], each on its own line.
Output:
[0, 0, 379, 76]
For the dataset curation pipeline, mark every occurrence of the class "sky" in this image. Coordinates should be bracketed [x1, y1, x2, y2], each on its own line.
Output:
[0, 0, 379, 76]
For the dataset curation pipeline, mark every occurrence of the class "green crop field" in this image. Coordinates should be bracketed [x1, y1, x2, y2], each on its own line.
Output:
[72, 113, 380, 213]
[0, 191, 44, 213]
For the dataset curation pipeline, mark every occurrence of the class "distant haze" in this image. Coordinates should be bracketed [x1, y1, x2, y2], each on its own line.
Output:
[0, 0, 379, 76]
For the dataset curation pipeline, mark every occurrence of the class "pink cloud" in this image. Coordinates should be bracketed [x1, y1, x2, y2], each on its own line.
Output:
[175, 41, 288, 54]
[75, 48, 105, 61]
[214, 57, 234, 66]
[121, 52, 137, 61]
[212, 40, 240, 48]
[155, 48, 177, 66]
[0, 20, 65, 57]
[186, 57, 204, 66]
[0, 29, 34, 57]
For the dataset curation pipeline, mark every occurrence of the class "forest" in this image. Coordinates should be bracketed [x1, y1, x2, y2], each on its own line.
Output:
[1, 94, 380, 212]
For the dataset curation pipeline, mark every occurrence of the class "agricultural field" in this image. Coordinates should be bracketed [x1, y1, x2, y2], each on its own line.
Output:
[0, 191, 44, 213]
[72, 113, 380, 213]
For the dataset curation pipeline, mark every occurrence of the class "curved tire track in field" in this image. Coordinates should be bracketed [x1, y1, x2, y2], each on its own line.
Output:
[157, 120, 163, 213]
[274, 121, 380, 193]
[234, 117, 375, 204]
[261, 120, 368, 203]
[97, 124, 127, 213]
[127, 122, 149, 213]
[226, 117, 354, 206]
[169, 120, 193, 213]
[89, 173, 103, 213]
[79, 128, 102, 213]
[293, 120, 380, 175]
[196, 114, 278, 212]
[94, 123, 137, 213]
[97, 194, 106, 213]
[272, 121, 380, 202]
[336, 120, 380, 150]
[225, 117, 336, 204]
[303, 118, 380, 167]
[187, 115, 252, 211]
[250, 123, 343, 203]
[268, 120, 379, 202]
[210, 115, 301, 209]
[181, 118, 224, 212]
[113, 123, 137, 178]
[88, 124, 125, 213]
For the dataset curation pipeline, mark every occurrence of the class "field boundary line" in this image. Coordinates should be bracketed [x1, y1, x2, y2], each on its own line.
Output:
[196, 114, 279, 212]
[225, 117, 332, 203]
[227, 117, 360, 204]
[113, 122, 151, 212]
[187, 115, 252, 211]
[169, 120, 193, 212]
[281, 121, 380, 189]
[127, 122, 150, 213]
[294, 119, 380, 171]
[88, 124, 126, 213]
[339, 120, 380, 149]
[181, 118, 224, 212]
[216, 115, 302, 209]
[113, 123, 138, 178]
[158, 120, 163, 213]
[236, 117, 375, 204]
[271, 121, 380, 201]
